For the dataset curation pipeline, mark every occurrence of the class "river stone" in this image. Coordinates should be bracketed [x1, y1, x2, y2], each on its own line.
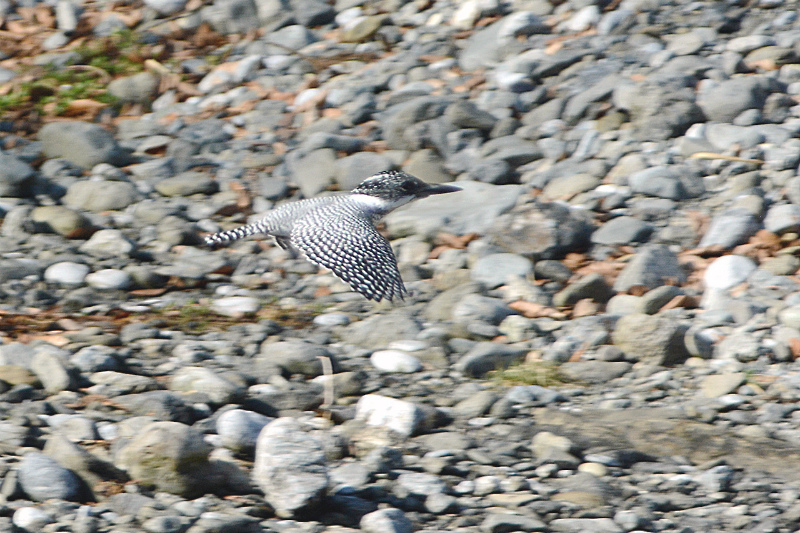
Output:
[252, 418, 328, 517]
[38, 121, 132, 168]
[611, 314, 689, 366]
[107, 72, 159, 104]
[17, 452, 85, 502]
[117, 421, 217, 498]
[44, 262, 90, 286]
[63, 180, 140, 212]
[155, 171, 218, 196]
[169, 366, 245, 405]
[31, 205, 92, 238]
[0, 153, 35, 197]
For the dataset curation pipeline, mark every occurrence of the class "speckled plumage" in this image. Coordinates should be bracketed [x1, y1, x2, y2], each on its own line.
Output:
[205, 171, 460, 302]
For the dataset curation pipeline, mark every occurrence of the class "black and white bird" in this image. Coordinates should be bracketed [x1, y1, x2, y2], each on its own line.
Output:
[205, 171, 460, 302]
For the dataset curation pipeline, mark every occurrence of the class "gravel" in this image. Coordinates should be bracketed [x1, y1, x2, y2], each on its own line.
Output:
[3, 0, 800, 532]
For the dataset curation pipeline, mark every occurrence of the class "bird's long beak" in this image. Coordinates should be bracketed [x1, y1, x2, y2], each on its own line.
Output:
[422, 183, 461, 196]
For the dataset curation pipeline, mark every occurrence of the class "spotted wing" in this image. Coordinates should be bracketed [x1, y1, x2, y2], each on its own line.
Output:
[290, 209, 405, 302]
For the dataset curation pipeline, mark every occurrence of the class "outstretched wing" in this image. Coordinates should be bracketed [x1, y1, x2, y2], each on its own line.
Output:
[290, 209, 405, 302]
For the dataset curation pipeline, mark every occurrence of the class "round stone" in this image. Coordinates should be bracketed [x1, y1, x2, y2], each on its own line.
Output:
[44, 262, 90, 286]
[85, 269, 134, 290]
[370, 350, 423, 373]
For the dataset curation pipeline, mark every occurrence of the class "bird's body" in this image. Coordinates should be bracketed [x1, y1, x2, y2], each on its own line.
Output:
[205, 171, 460, 302]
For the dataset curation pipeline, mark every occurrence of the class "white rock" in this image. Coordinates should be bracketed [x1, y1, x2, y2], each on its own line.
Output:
[217, 409, 273, 454]
[79, 229, 135, 257]
[451, 0, 482, 29]
[703, 255, 757, 290]
[44, 261, 89, 286]
[85, 269, 133, 290]
[370, 350, 423, 373]
[211, 296, 260, 317]
[355, 394, 426, 438]
[143, 0, 186, 15]
[13, 506, 54, 532]
[561, 5, 601, 32]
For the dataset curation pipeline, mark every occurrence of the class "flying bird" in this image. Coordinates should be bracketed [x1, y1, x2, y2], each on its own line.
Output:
[205, 171, 460, 302]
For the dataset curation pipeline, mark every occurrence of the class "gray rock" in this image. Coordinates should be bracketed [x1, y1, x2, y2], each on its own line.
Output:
[38, 121, 132, 169]
[559, 361, 632, 384]
[155, 171, 218, 196]
[629, 166, 688, 200]
[482, 512, 547, 533]
[113, 391, 193, 423]
[63, 180, 140, 212]
[445, 100, 498, 131]
[697, 76, 769, 122]
[764, 204, 800, 234]
[611, 313, 689, 365]
[704, 123, 765, 150]
[386, 181, 522, 238]
[290, 148, 337, 198]
[700, 373, 746, 398]
[471, 253, 533, 288]
[335, 152, 394, 190]
[454, 342, 528, 378]
[382, 96, 450, 150]
[487, 201, 593, 259]
[0, 153, 35, 197]
[553, 273, 613, 306]
[17, 452, 85, 502]
[117, 421, 217, 497]
[79, 229, 135, 258]
[107, 72, 159, 104]
[641, 285, 682, 314]
[31, 346, 78, 394]
[258, 340, 335, 377]
[453, 294, 515, 325]
[252, 418, 328, 517]
[698, 208, 760, 249]
[216, 409, 273, 455]
[169, 366, 244, 405]
[453, 389, 498, 418]
[203, 0, 260, 33]
[542, 173, 601, 200]
[591, 216, 653, 245]
[549, 518, 622, 533]
[613, 245, 687, 292]
[71, 346, 121, 373]
[31, 206, 92, 238]
[396, 471, 447, 497]
[344, 310, 422, 349]
[612, 74, 703, 139]
[361, 508, 414, 533]
[403, 149, 452, 184]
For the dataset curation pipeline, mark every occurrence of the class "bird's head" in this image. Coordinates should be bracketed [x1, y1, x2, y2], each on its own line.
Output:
[351, 171, 460, 208]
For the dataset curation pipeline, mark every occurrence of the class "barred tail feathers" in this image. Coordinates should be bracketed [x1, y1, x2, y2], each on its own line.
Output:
[204, 221, 269, 247]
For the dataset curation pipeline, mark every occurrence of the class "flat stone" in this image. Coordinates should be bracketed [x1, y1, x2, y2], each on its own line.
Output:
[39, 121, 132, 168]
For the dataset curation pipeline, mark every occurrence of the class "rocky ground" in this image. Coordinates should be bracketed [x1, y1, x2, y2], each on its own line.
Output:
[2, 0, 800, 531]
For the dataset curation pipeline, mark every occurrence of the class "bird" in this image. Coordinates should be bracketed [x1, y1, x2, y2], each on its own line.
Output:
[205, 170, 461, 302]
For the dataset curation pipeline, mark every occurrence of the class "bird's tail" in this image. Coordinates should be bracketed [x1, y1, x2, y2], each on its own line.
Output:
[205, 221, 268, 248]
